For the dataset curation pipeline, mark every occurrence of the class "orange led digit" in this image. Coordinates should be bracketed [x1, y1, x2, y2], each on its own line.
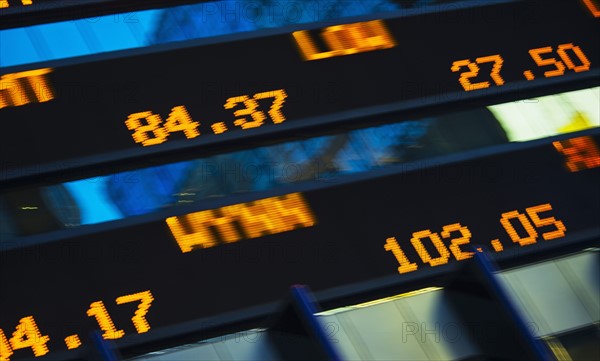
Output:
[86, 301, 125, 340]
[224, 95, 266, 129]
[476, 54, 505, 86]
[556, 44, 591, 72]
[115, 291, 154, 334]
[441, 223, 475, 261]
[167, 193, 316, 253]
[384, 237, 418, 274]
[253, 89, 288, 124]
[525, 204, 567, 241]
[8, 316, 49, 357]
[124, 111, 168, 146]
[0, 68, 54, 109]
[553, 136, 600, 172]
[529, 46, 566, 78]
[410, 230, 451, 267]
[451, 60, 489, 91]
[292, 20, 396, 61]
[0, 328, 12, 361]
[582, 0, 600, 17]
[163, 106, 200, 139]
[500, 210, 538, 246]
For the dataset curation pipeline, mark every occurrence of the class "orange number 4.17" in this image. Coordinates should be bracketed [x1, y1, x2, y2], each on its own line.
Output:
[0, 290, 153, 361]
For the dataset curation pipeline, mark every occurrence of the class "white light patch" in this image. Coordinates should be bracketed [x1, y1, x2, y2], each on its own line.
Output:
[488, 87, 599, 142]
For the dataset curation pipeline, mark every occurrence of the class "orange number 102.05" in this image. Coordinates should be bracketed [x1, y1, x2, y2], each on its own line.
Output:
[385, 203, 566, 274]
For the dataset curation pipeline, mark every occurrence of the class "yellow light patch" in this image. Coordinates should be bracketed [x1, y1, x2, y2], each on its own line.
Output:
[317, 287, 443, 315]
[559, 111, 593, 133]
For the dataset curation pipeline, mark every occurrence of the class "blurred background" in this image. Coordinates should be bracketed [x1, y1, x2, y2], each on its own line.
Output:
[1, 0, 598, 240]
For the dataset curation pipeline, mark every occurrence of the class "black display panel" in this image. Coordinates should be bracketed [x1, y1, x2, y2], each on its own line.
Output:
[1, 0, 599, 181]
[1, 131, 599, 360]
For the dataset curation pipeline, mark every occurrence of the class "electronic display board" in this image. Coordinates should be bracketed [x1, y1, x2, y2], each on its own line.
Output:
[1, 1, 600, 360]
[0, 131, 599, 360]
[1, 0, 599, 182]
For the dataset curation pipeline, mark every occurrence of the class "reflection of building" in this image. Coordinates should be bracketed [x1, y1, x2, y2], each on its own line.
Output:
[0, 185, 80, 239]
[105, 162, 193, 216]
[104, 106, 509, 217]
[150, 0, 401, 44]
